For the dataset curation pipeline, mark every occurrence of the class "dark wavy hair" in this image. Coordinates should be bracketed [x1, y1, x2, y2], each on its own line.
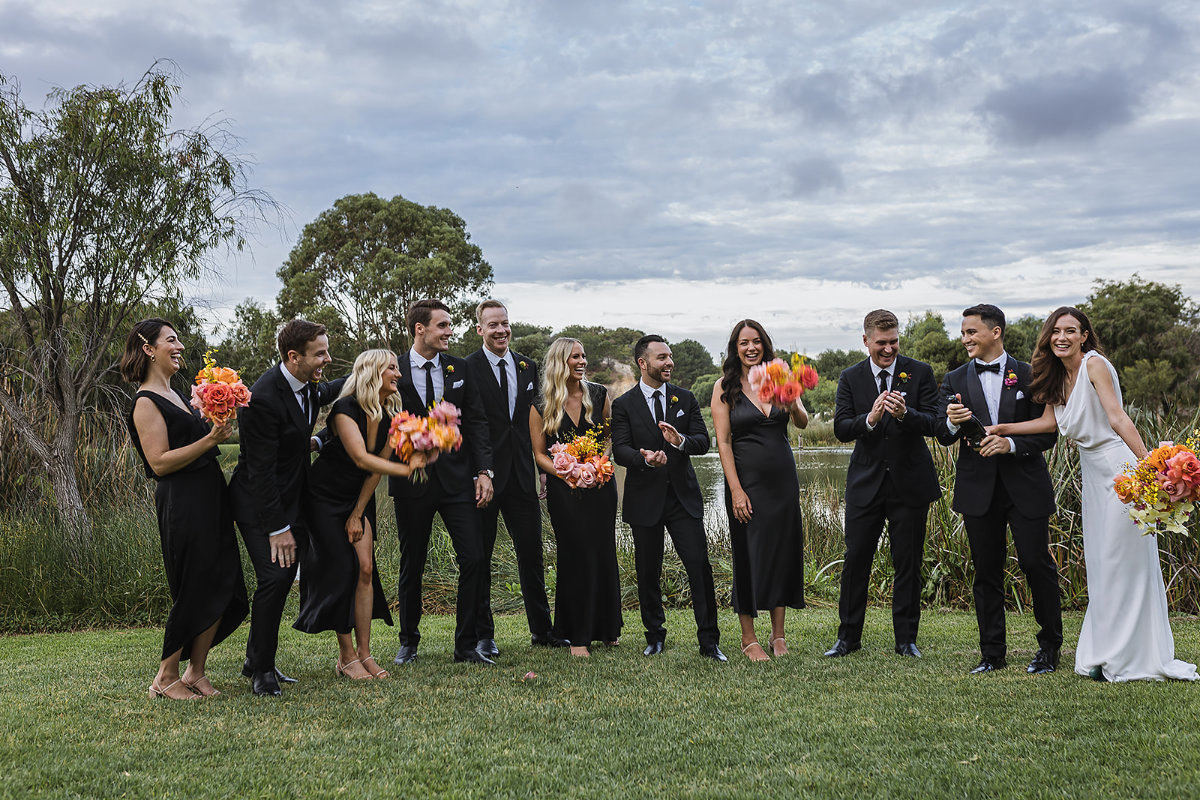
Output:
[719, 319, 775, 404]
[1028, 306, 1103, 406]
[120, 318, 175, 383]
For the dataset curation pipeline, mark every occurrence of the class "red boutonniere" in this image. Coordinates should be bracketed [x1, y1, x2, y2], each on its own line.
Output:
[896, 371, 910, 385]
[445, 364, 455, 374]
[1004, 370, 1018, 387]
[519, 360, 528, 370]
[670, 395, 679, 404]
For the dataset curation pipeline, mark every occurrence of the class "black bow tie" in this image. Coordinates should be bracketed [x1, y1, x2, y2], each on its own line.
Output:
[975, 361, 1002, 373]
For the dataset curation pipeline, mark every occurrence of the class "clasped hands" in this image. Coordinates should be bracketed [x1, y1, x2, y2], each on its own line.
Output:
[641, 422, 684, 467]
[867, 390, 907, 426]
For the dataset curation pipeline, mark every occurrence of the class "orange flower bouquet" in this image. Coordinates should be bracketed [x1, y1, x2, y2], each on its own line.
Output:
[387, 400, 463, 482]
[1113, 435, 1200, 535]
[549, 427, 615, 489]
[190, 349, 251, 425]
[747, 353, 819, 406]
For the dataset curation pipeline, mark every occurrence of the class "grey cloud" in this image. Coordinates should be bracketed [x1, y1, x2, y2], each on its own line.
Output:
[774, 71, 852, 128]
[787, 157, 844, 197]
[978, 69, 1140, 145]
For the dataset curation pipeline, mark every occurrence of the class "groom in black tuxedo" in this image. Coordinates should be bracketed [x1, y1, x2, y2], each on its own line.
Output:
[390, 299, 495, 665]
[611, 335, 725, 662]
[465, 299, 559, 656]
[935, 303, 1062, 675]
[826, 309, 941, 660]
[230, 319, 345, 696]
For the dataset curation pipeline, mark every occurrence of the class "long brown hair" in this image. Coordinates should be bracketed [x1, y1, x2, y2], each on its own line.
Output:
[718, 319, 775, 404]
[1029, 306, 1103, 405]
[120, 318, 175, 383]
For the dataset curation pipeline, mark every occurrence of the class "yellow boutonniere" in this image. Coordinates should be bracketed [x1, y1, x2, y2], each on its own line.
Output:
[670, 395, 679, 404]
[897, 372, 910, 384]
[445, 364, 454, 374]
[519, 360, 528, 370]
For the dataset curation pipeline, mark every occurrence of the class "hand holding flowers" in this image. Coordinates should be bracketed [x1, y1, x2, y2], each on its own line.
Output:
[747, 354, 819, 407]
[387, 401, 462, 482]
[190, 349, 251, 426]
[1114, 436, 1200, 535]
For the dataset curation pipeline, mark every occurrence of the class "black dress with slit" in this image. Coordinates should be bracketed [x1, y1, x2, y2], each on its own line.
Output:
[724, 391, 806, 615]
[294, 396, 393, 634]
[127, 390, 248, 660]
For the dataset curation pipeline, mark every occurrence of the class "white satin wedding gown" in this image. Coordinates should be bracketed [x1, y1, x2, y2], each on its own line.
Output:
[1058, 351, 1196, 681]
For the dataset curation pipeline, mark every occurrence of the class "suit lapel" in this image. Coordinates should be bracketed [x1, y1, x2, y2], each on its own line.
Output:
[966, 361, 992, 427]
[396, 361, 424, 414]
[858, 361, 890, 431]
[275, 366, 308, 430]
[997, 356, 1018, 424]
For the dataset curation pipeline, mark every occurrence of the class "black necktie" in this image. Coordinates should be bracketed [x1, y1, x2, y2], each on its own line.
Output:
[652, 389, 664, 424]
[976, 361, 1002, 373]
[878, 370, 889, 395]
[422, 362, 435, 408]
[497, 358, 510, 418]
[305, 383, 317, 423]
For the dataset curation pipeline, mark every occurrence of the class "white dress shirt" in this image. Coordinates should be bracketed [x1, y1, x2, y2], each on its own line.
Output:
[483, 347, 516, 419]
[639, 380, 684, 453]
[409, 349, 444, 407]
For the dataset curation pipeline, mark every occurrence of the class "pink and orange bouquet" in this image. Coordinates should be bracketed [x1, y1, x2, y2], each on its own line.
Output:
[190, 349, 251, 426]
[387, 400, 463, 482]
[1114, 435, 1200, 536]
[747, 354, 819, 407]
[549, 427, 615, 489]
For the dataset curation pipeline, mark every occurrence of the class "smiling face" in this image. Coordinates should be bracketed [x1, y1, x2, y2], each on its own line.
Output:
[1049, 313, 1089, 362]
[476, 305, 511, 357]
[864, 326, 899, 370]
[379, 354, 401, 399]
[638, 341, 673, 386]
[736, 326, 763, 369]
[566, 341, 587, 381]
[288, 333, 332, 383]
[147, 326, 184, 376]
[415, 309, 453, 356]
[960, 315, 1004, 363]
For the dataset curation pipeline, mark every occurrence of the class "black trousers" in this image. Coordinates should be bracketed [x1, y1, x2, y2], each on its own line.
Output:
[963, 479, 1063, 659]
[631, 487, 719, 647]
[838, 479, 928, 645]
[476, 479, 552, 638]
[394, 482, 486, 653]
[241, 524, 306, 672]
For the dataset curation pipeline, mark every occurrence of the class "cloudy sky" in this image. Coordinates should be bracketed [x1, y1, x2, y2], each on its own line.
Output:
[4, 0, 1199, 357]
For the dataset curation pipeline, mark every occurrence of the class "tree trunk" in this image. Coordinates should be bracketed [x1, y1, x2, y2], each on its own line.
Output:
[48, 422, 92, 566]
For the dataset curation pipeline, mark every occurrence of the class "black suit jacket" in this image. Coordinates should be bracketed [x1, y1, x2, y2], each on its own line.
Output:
[934, 356, 1056, 517]
[387, 352, 491, 503]
[611, 383, 709, 526]
[834, 356, 941, 508]
[465, 349, 538, 497]
[230, 365, 345, 537]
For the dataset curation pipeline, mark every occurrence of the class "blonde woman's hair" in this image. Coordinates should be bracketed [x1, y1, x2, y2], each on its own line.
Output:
[540, 337, 593, 438]
[339, 349, 403, 426]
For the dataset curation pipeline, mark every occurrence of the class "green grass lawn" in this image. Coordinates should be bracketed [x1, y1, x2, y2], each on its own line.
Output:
[3, 607, 1199, 799]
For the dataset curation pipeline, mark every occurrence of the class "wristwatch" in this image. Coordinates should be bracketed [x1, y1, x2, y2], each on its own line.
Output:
[478, 469, 495, 479]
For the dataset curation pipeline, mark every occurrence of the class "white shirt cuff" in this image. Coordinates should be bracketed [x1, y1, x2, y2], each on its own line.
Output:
[268, 526, 290, 538]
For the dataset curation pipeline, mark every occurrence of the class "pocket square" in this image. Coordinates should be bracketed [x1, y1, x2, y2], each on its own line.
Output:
[1016, 390, 1025, 400]
[452, 379, 464, 389]
[675, 409, 685, 418]
[526, 382, 534, 391]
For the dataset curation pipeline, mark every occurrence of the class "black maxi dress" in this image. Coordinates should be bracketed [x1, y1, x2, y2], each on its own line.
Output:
[294, 396, 393, 634]
[539, 383, 623, 645]
[127, 390, 248, 660]
[724, 391, 806, 615]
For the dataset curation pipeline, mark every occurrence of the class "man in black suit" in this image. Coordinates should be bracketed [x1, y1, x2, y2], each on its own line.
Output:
[465, 299, 560, 657]
[230, 319, 345, 696]
[611, 335, 726, 662]
[826, 310, 941, 660]
[391, 299, 495, 665]
[935, 303, 1062, 675]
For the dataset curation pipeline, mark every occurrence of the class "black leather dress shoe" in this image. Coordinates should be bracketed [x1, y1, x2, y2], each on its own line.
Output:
[251, 670, 282, 697]
[700, 644, 728, 663]
[532, 633, 569, 647]
[894, 642, 922, 658]
[453, 649, 495, 665]
[824, 639, 861, 657]
[970, 656, 1007, 674]
[643, 641, 665, 656]
[1027, 648, 1060, 674]
[477, 638, 500, 658]
[241, 662, 297, 684]
[393, 644, 419, 665]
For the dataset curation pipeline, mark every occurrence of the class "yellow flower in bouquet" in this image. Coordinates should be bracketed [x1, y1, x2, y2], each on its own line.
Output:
[387, 401, 463, 482]
[1114, 433, 1200, 536]
[189, 349, 251, 426]
[549, 426, 615, 489]
[747, 354, 819, 406]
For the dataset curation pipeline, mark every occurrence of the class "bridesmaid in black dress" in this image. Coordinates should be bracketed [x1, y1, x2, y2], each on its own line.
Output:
[529, 338, 622, 657]
[710, 319, 808, 661]
[123, 318, 249, 699]
[294, 349, 426, 679]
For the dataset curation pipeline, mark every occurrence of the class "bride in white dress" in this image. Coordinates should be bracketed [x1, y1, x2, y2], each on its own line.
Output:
[990, 306, 1196, 682]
